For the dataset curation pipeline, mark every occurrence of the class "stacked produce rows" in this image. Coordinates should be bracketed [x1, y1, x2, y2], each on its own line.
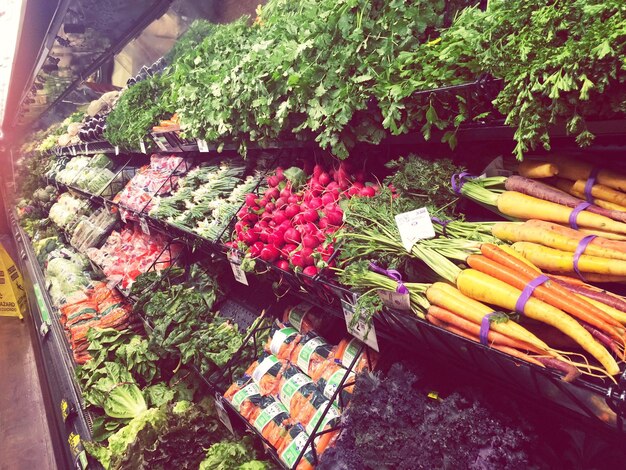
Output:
[10, 0, 626, 467]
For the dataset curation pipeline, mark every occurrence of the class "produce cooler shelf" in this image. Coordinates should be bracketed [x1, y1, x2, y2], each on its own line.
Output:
[47, 158, 626, 437]
[2, 183, 98, 470]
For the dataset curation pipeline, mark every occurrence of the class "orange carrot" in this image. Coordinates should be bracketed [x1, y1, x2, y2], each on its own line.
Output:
[428, 305, 544, 354]
[478, 244, 625, 334]
[427, 315, 546, 368]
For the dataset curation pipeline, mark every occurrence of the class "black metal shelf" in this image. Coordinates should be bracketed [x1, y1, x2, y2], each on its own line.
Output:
[2, 185, 98, 470]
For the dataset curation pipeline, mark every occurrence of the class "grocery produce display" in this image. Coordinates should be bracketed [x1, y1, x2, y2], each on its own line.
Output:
[7, 1, 626, 469]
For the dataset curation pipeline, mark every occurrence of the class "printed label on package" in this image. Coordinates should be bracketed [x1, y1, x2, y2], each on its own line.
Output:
[296, 337, 326, 374]
[231, 382, 260, 412]
[280, 373, 312, 409]
[288, 303, 312, 331]
[253, 401, 288, 434]
[269, 327, 297, 355]
[252, 355, 280, 384]
[280, 431, 309, 468]
[306, 404, 341, 437]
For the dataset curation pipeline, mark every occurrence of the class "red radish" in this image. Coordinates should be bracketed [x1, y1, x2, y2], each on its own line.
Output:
[235, 221, 245, 234]
[273, 210, 287, 225]
[275, 260, 290, 270]
[265, 187, 280, 200]
[265, 202, 276, 213]
[245, 193, 257, 207]
[303, 209, 319, 223]
[280, 187, 291, 199]
[284, 228, 301, 244]
[249, 241, 264, 257]
[292, 213, 306, 226]
[275, 167, 285, 181]
[275, 197, 288, 208]
[352, 181, 364, 189]
[360, 186, 376, 197]
[258, 220, 269, 229]
[327, 181, 339, 192]
[300, 247, 315, 266]
[313, 164, 324, 178]
[288, 195, 299, 204]
[290, 251, 304, 268]
[302, 234, 319, 249]
[321, 193, 336, 205]
[303, 266, 319, 277]
[279, 220, 292, 231]
[260, 245, 280, 262]
[310, 182, 324, 196]
[242, 230, 258, 244]
[325, 210, 343, 226]
[258, 198, 268, 208]
[308, 197, 323, 210]
[282, 243, 298, 253]
[285, 204, 300, 218]
[268, 231, 285, 247]
[318, 172, 331, 186]
[319, 217, 329, 229]
[259, 231, 269, 243]
[267, 175, 280, 187]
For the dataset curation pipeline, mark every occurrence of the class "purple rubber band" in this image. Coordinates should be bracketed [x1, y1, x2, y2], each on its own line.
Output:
[515, 275, 550, 315]
[479, 312, 496, 346]
[569, 202, 592, 230]
[573, 235, 597, 281]
[451, 172, 475, 195]
[431, 217, 450, 237]
[369, 262, 409, 294]
[584, 168, 600, 204]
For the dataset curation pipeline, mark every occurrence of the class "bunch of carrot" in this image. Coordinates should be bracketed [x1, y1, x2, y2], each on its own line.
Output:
[424, 244, 623, 380]
[459, 158, 626, 239]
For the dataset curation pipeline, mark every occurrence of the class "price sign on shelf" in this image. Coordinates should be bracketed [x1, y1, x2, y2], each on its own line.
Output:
[377, 289, 411, 311]
[214, 393, 235, 435]
[115, 145, 120, 156]
[228, 251, 249, 286]
[341, 299, 379, 352]
[197, 139, 209, 153]
[394, 207, 435, 252]
[139, 141, 147, 154]
[139, 217, 150, 235]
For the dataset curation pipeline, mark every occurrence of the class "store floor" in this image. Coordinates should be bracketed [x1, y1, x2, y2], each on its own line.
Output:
[0, 236, 56, 470]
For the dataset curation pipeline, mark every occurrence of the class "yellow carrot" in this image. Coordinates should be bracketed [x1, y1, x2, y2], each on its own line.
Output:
[511, 241, 626, 276]
[497, 191, 626, 234]
[555, 179, 626, 211]
[518, 161, 559, 178]
[579, 295, 626, 326]
[492, 222, 626, 261]
[456, 269, 620, 375]
[426, 282, 553, 352]
[552, 156, 626, 192]
[577, 227, 626, 241]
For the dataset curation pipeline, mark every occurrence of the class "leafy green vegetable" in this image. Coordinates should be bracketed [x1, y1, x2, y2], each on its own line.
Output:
[199, 438, 270, 470]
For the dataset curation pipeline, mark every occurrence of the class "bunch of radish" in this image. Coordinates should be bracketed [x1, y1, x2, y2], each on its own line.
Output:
[230, 162, 380, 277]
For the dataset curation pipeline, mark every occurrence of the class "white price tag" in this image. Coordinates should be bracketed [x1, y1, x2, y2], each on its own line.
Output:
[377, 289, 411, 311]
[214, 394, 235, 435]
[39, 322, 50, 337]
[139, 217, 150, 235]
[139, 141, 147, 154]
[115, 146, 120, 156]
[228, 251, 249, 286]
[197, 139, 209, 153]
[394, 207, 435, 252]
[341, 299, 379, 352]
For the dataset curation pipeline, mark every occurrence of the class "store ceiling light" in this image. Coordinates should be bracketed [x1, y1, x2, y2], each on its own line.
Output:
[0, 0, 26, 136]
